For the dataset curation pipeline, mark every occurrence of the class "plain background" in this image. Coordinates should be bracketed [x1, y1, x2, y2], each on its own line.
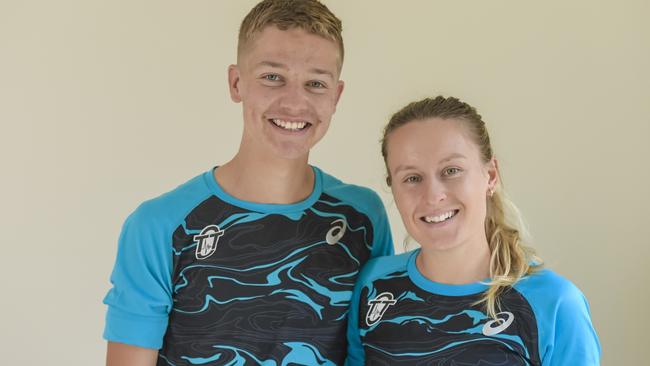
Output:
[1, 0, 648, 364]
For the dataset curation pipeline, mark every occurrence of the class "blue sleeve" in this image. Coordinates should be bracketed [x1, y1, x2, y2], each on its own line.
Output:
[318, 171, 395, 259]
[102, 206, 174, 349]
[345, 254, 411, 365]
[516, 270, 601, 366]
[345, 268, 367, 366]
[543, 283, 601, 365]
[370, 196, 394, 259]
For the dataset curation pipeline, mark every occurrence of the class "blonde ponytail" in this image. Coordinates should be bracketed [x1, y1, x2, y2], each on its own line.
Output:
[480, 189, 542, 318]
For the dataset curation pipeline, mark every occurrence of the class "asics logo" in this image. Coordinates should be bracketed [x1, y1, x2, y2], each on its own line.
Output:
[326, 219, 346, 245]
[482, 311, 515, 336]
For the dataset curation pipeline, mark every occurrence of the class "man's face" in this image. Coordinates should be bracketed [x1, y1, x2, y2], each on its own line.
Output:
[228, 26, 344, 160]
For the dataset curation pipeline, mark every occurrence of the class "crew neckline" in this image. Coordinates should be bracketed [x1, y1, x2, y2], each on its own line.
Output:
[407, 249, 490, 296]
[203, 166, 323, 213]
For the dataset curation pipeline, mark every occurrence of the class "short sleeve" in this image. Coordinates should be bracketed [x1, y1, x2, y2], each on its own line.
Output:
[544, 284, 601, 365]
[370, 197, 394, 259]
[345, 270, 367, 366]
[103, 207, 174, 349]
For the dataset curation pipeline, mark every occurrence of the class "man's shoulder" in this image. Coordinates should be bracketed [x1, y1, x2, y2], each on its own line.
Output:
[358, 251, 412, 286]
[127, 170, 214, 228]
[317, 167, 385, 213]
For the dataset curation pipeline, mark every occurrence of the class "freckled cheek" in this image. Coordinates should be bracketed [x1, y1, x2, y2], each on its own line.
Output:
[312, 99, 337, 118]
[256, 90, 278, 105]
[245, 83, 278, 102]
[258, 88, 274, 98]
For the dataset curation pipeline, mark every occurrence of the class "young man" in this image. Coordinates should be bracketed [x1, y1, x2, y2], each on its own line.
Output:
[103, 1, 393, 365]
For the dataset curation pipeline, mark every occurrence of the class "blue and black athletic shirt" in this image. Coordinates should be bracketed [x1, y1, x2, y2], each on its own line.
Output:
[346, 250, 601, 366]
[103, 166, 394, 365]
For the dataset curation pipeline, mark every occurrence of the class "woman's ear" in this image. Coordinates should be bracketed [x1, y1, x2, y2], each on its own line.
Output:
[486, 157, 499, 195]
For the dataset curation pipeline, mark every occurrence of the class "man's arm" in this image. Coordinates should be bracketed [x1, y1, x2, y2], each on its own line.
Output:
[107, 342, 158, 366]
[370, 195, 394, 258]
[103, 207, 173, 360]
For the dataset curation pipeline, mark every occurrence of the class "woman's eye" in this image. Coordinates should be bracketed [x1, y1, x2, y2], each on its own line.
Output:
[443, 167, 461, 176]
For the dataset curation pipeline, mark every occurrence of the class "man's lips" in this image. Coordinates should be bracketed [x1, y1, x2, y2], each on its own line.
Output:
[268, 118, 312, 131]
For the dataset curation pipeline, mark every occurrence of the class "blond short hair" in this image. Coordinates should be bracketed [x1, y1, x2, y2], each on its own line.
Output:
[238, 0, 344, 66]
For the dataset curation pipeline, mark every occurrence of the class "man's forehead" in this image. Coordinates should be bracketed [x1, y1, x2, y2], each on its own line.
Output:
[240, 26, 343, 73]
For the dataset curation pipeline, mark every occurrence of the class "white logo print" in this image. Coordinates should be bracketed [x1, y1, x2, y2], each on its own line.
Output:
[482, 311, 515, 336]
[193, 225, 225, 260]
[326, 219, 347, 245]
[366, 292, 397, 326]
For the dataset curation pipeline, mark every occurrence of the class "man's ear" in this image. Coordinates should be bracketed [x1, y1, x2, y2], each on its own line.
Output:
[228, 64, 242, 103]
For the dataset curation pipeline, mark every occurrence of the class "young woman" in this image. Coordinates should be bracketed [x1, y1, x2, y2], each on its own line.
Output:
[346, 96, 600, 365]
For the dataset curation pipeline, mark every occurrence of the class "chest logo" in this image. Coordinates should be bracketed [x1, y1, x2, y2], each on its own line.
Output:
[482, 311, 515, 336]
[326, 218, 347, 245]
[193, 225, 225, 260]
[366, 292, 397, 326]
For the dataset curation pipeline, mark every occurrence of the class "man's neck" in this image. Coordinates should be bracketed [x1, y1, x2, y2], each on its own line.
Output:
[214, 151, 314, 205]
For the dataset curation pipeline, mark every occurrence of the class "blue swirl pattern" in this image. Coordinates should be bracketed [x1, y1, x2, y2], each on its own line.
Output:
[157, 194, 375, 365]
[358, 271, 540, 365]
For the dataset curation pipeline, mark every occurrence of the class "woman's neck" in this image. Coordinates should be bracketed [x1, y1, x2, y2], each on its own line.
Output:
[416, 239, 491, 285]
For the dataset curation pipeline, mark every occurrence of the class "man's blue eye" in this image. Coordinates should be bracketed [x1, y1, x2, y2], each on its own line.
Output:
[264, 74, 280, 81]
[404, 176, 421, 183]
[308, 81, 324, 88]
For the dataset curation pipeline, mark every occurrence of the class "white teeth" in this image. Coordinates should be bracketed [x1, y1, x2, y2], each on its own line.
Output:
[272, 119, 308, 131]
[424, 210, 456, 223]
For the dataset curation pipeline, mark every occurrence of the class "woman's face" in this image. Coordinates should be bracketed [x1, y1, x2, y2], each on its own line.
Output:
[386, 118, 497, 253]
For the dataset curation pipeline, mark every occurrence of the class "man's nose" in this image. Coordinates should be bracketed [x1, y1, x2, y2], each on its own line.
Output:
[278, 82, 310, 114]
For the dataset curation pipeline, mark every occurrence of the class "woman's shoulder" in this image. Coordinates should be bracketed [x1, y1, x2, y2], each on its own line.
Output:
[513, 269, 601, 361]
[513, 267, 590, 312]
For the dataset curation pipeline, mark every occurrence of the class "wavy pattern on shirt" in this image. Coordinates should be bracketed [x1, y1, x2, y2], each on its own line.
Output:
[359, 271, 540, 366]
[157, 193, 374, 366]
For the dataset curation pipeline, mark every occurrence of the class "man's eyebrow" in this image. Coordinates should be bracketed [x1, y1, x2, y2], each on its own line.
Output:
[254, 61, 335, 79]
[310, 68, 335, 79]
[255, 61, 287, 69]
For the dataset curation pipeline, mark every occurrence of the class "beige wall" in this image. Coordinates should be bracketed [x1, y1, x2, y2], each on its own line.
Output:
[1, 0, 648, 364]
